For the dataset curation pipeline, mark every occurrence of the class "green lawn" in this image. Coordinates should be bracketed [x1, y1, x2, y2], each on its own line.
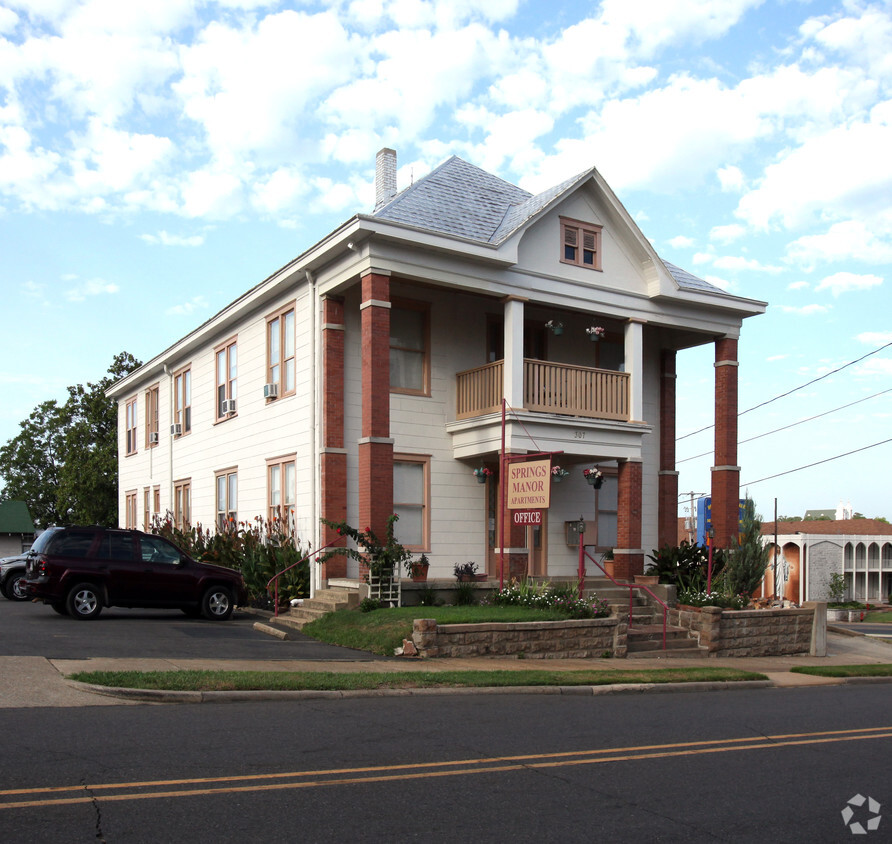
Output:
[863, 611, 892, 623]
[791, 664, 892, 678]
[300, 605, 590, 656]
[69, 667, 766, 692]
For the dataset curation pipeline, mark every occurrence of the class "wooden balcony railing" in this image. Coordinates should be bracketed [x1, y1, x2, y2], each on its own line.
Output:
[455, 359, 630, 421]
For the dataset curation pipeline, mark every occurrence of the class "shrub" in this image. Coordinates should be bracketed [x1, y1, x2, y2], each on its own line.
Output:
[646, 540, 726, 592]
[454, 581, 478, 605]
[359, 597, 381, 612]
[723, 499, 770, 596]
[486, 579, 610, 619]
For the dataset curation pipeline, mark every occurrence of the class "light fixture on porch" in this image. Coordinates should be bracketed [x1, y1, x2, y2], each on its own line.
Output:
[545, 319, 564, 336]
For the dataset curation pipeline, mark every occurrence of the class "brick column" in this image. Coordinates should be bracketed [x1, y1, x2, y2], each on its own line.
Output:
[615, 458, 643, 579]
[712, 336, 740, 548]
[358, 272, 393, 552]
[658, 350, 679, 547]
[320, 297, 347, 579]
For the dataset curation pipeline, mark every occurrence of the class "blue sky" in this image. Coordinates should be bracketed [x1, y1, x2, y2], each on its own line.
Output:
[1, 0, 890, 523]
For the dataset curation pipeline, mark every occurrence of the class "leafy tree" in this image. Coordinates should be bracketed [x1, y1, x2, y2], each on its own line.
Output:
[0, 400, 69, 527]
[723, 498, 771, 596]
[0, 352, 141, 528]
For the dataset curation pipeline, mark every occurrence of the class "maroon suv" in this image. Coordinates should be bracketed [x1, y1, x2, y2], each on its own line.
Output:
[24, 526, 247, 620]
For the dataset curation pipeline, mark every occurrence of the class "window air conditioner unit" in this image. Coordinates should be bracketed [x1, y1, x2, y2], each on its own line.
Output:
[221, 399, 237, 415]
[263, 383, 278, 399]
[170, 423, 182, 436]
[148, 431, 159, 444]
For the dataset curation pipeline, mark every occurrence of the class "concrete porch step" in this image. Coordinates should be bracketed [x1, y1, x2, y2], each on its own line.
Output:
[626, 623, 706, 658]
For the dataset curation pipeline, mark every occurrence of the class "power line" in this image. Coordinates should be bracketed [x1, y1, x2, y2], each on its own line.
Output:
[676, 339, 892, 442]
[676, 387, 892, 464]
[741, 437, 892, 487]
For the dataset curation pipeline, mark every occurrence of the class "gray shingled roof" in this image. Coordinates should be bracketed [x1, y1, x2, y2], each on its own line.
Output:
[374, 155, 718, 293]
[662, 261, 725, 294]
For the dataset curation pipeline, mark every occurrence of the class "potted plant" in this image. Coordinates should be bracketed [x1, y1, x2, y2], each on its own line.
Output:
[473, 466, 493, 484]
[585, 325, 605, 342]
[545, 319, 564, 336]
[454, 561, 484, 582]
[583, 467, 603, 488]
[409, 554, 430, 582]
[551, 465, 569, 482]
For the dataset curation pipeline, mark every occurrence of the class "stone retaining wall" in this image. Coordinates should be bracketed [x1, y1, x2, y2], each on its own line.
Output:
[411, 617, 627, 659]
[668, 604, 823, 657]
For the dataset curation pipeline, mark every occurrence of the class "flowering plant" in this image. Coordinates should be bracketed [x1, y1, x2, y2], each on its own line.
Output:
[473, 467, 493, 478]
[551, 465, 569, 480]
[585, 325, 606, 339]
[545, 319, 563, 330]
[583, 468, 603, 481]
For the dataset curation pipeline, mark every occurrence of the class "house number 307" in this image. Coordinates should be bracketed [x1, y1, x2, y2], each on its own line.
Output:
[573, 431, 585, 439]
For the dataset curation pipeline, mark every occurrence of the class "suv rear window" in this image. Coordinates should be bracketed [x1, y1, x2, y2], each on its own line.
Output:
[47, 531, 96, 558]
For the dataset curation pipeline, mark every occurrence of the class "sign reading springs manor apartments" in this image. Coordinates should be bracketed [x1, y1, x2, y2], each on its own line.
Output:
[506, 459, 552, 511]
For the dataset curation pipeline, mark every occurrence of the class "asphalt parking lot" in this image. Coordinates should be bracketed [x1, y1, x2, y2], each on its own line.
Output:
[0, 597, 384, 661]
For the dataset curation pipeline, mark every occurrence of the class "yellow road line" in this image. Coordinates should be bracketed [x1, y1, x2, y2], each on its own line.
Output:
[2, 726, 890, 810]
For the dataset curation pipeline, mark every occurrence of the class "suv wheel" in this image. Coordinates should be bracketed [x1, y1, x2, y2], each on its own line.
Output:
[66, 583, 103, 620]
[5, 572, 29, 601]
[201, 586, 234, 621]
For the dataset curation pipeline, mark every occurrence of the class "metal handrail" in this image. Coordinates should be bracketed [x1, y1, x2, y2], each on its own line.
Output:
[582, 547, 668, 650]
[266, 539, 342, 617]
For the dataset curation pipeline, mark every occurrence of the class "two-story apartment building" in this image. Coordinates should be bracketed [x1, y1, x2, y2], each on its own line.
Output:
[109, 149, 766, 590]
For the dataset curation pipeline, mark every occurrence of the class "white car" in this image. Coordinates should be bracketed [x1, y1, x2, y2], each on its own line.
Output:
[0, 554, 29, 601]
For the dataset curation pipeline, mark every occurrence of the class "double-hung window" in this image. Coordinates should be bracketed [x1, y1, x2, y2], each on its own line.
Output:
[216, 469, 238, 531]
[267, 305, 295, 398]
[125, 491, 138, 529]
[145, 385, 159, 448]
[125, 397, 137, 456]
[390, 300, 430, 395]
[174, 479, 191, 530]
[560, 217, 602, 270]
[173, 367, 191, 436]
[268, 456, 296, 531]
[215, 338, 238, 421]
[393, 455, 429, 551]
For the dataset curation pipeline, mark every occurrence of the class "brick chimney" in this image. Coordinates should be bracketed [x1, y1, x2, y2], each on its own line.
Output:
[375, 148, 397, 209]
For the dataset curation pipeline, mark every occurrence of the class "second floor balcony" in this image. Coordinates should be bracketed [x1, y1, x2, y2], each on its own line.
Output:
[456, 359, 630, 422]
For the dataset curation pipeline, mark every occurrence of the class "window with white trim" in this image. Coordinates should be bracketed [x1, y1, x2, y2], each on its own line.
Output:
[145, 384, 159, 448]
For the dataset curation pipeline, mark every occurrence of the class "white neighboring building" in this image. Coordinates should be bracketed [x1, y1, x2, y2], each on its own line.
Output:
[109, 150, 765, 586]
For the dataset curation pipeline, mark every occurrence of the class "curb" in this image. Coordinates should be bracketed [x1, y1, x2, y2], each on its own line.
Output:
[64, 678, 775, 704]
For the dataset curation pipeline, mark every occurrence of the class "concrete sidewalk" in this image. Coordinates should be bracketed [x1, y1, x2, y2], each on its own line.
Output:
[0, 628, 884, 707]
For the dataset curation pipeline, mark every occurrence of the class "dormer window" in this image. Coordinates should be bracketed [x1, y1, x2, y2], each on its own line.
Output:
[560, 217, 602, 271]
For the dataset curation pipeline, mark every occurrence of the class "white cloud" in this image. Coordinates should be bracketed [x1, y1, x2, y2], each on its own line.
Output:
[180, 169, 245, 219]
[785, 220, 892, 269]
[855, 358, 892, 377]
[814, 271, 883, 297]
[856, 331, 892, 346]
[709, 223, 746, 244]
[777, 303, 831, 315]
[703, 274, 732, 291]
[786, 281, 809, 291]
[711, 255, 782, 273]
[65, 277, 120, 302]
[668, 235, 694, 248]
[0, 6, 18, 33]
[717, 165, 745, 192]
[139, 231, 205, 247]
[166, 295, 209, 316]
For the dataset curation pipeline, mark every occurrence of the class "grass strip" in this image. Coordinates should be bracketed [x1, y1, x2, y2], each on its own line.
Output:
[69, 667, 765, 692]
[790, 664, 892, 678]
[862, 612, 892, 623]
[300, 605, 611, 656]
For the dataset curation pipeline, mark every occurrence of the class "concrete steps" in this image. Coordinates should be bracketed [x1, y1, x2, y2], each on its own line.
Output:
[268, 583, 362, 632]
[626, 624, 708, 658]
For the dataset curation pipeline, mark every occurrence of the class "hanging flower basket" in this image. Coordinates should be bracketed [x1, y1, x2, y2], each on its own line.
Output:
[551, 466, 569, 482]
[583, 468, 604, 488]
[545, 319, 564, 336]
[586, 325, 606, 342]
[473, 467, 493, 484]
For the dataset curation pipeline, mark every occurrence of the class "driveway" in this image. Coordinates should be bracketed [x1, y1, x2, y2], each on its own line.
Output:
[0, 598, 383, 661]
